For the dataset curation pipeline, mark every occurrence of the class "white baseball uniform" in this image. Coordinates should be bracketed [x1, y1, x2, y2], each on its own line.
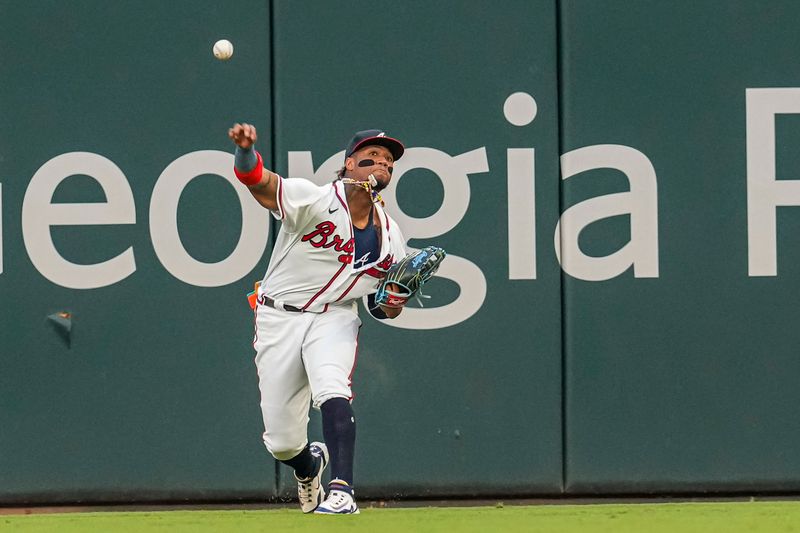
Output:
[253, 176, 406, 460]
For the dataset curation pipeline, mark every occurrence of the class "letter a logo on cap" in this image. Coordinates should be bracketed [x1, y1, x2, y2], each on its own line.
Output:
[377, 132, 386, 137]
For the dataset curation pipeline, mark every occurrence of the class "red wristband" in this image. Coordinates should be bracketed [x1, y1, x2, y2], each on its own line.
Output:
[234, 151, 264, 186]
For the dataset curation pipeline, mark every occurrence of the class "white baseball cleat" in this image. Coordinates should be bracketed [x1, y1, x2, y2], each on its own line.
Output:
[313, 488, 360, 515]
[295, 442, 329, 513]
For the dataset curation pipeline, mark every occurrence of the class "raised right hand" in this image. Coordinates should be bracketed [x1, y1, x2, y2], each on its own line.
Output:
[228, 123, 257, 149]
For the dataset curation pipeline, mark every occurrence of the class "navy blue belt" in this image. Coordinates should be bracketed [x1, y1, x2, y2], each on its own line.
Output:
[258, 294, 304, 313]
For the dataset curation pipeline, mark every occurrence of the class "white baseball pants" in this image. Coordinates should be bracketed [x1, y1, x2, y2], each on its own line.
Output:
[253, 304, 360, 460]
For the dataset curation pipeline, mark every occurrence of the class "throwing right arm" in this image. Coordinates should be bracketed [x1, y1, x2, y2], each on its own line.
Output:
[229, 123, 280, 211]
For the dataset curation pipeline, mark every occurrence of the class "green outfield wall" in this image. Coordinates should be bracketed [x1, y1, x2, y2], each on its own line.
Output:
[560, 0, 800, 494]
[1, 0, 800, 503]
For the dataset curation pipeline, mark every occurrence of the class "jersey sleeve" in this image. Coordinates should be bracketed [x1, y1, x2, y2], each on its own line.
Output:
[272, 177, 328, 233]
[387, 218, 408, 262]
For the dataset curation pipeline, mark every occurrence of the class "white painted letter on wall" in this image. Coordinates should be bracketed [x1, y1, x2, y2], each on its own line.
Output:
[22, 152, 136, 289]
[555, 144, 659, 281]
[746, 88, 800, 276]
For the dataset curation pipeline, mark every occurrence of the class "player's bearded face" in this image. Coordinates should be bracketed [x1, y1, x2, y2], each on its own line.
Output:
[351, 146, 394, 191]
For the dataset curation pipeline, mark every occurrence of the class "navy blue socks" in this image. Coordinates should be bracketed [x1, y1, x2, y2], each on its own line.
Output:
[281, 398, 356, 488]
[280, 444, 318, 480]
[321, 397, 356, 490]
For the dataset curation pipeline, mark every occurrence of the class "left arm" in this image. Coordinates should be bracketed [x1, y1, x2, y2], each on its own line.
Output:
[368, 290, 403, 319]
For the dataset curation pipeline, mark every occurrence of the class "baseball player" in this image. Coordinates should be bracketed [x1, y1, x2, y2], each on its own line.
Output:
[229, 123, 407, 515]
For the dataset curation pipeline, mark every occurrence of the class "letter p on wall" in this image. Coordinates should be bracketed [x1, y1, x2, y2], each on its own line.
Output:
[747, 88, 800, 276]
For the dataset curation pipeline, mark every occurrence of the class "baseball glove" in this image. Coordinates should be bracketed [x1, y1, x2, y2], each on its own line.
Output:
[375, 246, 447, 308]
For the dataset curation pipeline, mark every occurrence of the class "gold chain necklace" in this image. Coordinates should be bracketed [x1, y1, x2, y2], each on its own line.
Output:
[340, 176, 384, 206]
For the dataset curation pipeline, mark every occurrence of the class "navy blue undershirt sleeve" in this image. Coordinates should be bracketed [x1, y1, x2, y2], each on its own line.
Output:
[367, 293, 389, 320]
[234, 145, 258, 173]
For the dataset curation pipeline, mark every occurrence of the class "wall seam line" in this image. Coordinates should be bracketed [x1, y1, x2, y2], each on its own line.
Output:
[268, 0, 281, 496]
[555, 0, 568, 496]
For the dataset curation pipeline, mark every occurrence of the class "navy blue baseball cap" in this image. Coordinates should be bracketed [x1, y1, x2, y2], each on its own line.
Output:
[345, 129, 405, 161]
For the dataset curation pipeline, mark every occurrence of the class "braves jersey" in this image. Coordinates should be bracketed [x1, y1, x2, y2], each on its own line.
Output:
[258, 177, 406, 313]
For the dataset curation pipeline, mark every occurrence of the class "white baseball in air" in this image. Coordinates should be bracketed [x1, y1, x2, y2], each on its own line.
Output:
[213, 39, 234, 60]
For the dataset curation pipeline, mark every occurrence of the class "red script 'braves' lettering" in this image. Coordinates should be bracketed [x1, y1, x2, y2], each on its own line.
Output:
[301, 221, 355, 264]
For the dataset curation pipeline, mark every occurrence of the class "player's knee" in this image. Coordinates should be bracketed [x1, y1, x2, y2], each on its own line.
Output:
[270, 447, 305, 461]
[262, 431, 305, 461]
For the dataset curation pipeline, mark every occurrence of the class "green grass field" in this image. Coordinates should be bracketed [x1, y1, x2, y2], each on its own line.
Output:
[3, 501, 800, 532]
